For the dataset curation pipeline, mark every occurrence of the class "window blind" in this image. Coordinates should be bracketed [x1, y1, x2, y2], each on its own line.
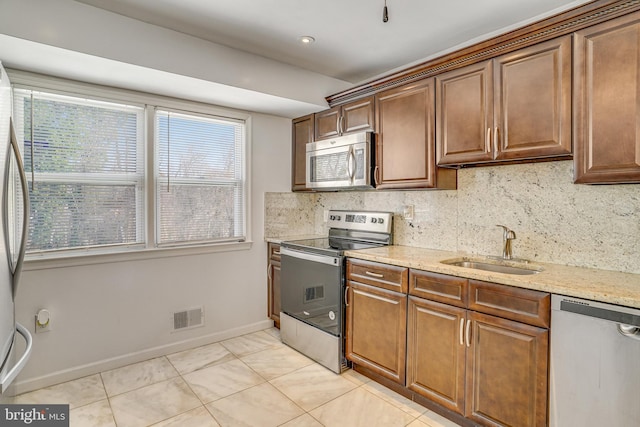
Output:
[155, 109, 246, 246]
[12, 89, 145, 253]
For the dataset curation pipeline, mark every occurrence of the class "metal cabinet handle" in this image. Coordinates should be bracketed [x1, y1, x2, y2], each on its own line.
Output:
[338, 116, 344, 135]
[273, 250, 281, 256]
[365, 271, 384, 278]
[345, 285, 350, 307]
[486, 127, 491, 153]
[465, 319, 472, 348]
[267, 263, 272, 281]
[459, 318, 465, 346]
[374, 165, 380, 186]
[494, 126, 499, 153]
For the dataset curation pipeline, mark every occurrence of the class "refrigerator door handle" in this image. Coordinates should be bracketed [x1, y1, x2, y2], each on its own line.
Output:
[7, 119, 29, 297]
[0, 323, 33, 393]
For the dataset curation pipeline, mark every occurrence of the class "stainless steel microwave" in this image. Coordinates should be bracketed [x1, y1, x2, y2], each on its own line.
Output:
[306, 132, 374, 190]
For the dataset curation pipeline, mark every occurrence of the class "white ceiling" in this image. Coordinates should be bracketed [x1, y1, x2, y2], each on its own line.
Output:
[72, 0, 593, 84]
[1, 0, 593, 117]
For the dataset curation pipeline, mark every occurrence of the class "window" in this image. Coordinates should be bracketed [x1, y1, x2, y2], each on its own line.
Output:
[13, 90, 145, 254]
[11, 82, 248, 258]
[155, 110, 246, 246]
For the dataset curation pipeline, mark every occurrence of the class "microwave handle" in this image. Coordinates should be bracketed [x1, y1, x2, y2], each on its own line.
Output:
[347, 146, 355, 181]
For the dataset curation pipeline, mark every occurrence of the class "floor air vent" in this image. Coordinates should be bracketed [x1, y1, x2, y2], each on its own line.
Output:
[172, 307, 204, 331]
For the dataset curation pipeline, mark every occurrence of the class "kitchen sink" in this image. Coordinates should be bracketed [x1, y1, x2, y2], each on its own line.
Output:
[440, 258, 543, 275]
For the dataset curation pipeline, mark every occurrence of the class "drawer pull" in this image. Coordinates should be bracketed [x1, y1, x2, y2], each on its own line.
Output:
[273, 250, 281, 255]
[365, 271, 384, 278]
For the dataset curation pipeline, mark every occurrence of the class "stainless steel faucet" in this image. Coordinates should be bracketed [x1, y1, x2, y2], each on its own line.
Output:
[496, 225, 516, 260]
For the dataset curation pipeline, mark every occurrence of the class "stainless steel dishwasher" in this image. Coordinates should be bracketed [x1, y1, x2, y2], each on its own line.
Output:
[550, 295, 640, 427]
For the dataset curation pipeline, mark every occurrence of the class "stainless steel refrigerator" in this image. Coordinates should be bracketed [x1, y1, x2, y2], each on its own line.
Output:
[0, 61, 32, 403]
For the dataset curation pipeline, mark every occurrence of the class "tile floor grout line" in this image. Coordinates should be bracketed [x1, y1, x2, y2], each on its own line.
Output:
[17, 327, 463, 427]
[96, 372, 118, 427]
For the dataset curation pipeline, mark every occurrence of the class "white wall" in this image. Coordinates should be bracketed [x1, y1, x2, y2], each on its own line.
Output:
[14, 112, 293, 392]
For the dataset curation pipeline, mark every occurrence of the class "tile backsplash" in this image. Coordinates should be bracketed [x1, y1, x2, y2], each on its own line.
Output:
[265, 161, 640, 274]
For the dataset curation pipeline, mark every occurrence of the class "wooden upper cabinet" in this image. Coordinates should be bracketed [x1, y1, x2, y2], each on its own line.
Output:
[291, 114, 313, 191]
[437, 35, 572, 166]
[376, 78, 456, 189]
[436, 61, 494, 165]
[574, 12, 640, 183]
[314, 96, 374, 140]
[494, 36, 572, 161]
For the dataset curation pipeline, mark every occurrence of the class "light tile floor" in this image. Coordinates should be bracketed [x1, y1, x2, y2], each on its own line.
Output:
[14, 328, 462, 427]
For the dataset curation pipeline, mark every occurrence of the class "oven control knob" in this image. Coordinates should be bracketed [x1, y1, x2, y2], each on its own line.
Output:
[378, 218, 385, 224]
[330, 215, 335, 220]
[371, 218, 377, 223]
[336, 215, 341, 221]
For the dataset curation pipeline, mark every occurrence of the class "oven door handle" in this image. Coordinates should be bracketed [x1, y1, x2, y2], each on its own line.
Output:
[280, 247, 341, 266]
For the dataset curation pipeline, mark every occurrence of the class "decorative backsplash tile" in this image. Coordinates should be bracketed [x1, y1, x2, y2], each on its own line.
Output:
[265, 161, 640, 274]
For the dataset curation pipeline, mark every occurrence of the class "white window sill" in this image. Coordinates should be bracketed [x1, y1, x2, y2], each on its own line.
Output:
[23, 241, 253, 271]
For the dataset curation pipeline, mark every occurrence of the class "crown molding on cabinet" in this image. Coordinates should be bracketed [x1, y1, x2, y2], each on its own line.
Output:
[326, 0, 640, 107]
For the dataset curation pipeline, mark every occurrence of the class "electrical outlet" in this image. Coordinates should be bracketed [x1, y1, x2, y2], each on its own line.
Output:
[403, 205, 414, 221]
[35, 309, 51, 333]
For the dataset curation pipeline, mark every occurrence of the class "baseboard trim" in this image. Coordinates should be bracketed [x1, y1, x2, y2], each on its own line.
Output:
[14, 319, 274, 394]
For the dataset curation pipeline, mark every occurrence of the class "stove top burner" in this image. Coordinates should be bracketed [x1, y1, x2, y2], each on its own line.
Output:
[281, 210, 393, 256]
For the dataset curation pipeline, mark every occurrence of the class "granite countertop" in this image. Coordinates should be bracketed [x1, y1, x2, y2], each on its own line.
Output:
[265, 234, 325, 244]
[344, 245, 640, 309]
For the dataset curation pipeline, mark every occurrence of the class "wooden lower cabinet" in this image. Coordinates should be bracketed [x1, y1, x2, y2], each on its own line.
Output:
[345, 281, 407, 384]
[267, 243, 281, 328]
[466, 311, 549, 427]
[407, 296, 466, 414]
[407, 298, 549, 426]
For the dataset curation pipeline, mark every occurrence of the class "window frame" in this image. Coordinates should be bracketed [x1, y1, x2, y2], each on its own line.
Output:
[7, 69, 253, 270]
[153, 107, 247, 248]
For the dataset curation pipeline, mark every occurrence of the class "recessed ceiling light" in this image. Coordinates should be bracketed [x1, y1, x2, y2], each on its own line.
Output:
[299, 36, 315, 45]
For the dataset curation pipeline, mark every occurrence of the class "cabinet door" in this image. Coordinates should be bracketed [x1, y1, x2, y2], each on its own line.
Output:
[292, 115, 313, 191]
[375, 78, 438, 189]
[314, 106, 341, 140]
[342, 96, 375, 134]
[436, 61, 494, 165]
[574, 12, 640, 183]
[345, 281, 407, 384]
[494, 36, 572, 161]
[267, 243, 281, 328]
[465, 311, 548, 427]
[407, 297, 466, 415]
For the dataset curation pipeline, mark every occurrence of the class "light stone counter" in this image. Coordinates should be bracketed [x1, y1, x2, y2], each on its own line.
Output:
[345, 245, 640, 309]
[265, 235, 325, 244]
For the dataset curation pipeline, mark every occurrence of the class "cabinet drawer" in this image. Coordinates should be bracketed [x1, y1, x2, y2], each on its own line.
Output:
[347, 259, 408, 293]
[268, 243, 281, 261]
[409, 270, 468, 308]
[469, 280, 550, 328]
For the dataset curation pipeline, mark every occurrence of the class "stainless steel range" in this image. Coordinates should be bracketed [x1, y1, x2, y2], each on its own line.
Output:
[280, 210, 393, 373]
